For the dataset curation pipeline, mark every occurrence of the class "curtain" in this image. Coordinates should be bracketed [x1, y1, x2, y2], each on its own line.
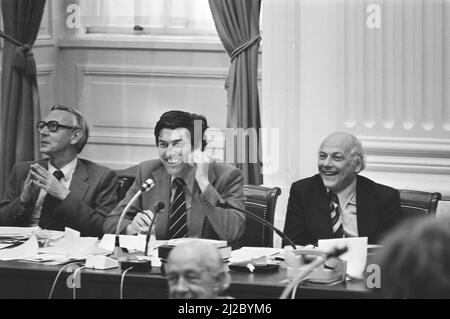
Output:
[209, 0, 262, 185]
[0, 0, 46, 197]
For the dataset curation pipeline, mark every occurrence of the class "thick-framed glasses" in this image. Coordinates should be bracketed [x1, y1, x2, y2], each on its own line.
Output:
[36, 120, 79, 133]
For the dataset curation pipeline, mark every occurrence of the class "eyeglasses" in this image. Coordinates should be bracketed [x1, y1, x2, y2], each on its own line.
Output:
[36, 121, 79, 133]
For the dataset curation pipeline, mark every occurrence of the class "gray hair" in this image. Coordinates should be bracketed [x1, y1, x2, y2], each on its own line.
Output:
[51, 105, 89, 153]
[349, 135, 366, 172]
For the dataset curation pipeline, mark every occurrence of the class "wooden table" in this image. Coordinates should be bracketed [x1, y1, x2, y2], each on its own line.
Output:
[0, 260, 370, 299]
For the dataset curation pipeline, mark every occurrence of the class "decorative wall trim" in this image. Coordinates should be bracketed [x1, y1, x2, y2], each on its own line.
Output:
[361, 136, 450, 157]
[75, 63, 231, 109]
[36, 64, 55, 76]
[76, 63, 229, 80]
[89, 131, 227, 147]
[89, 133, 155, 146]
[361, 136, 450, 174]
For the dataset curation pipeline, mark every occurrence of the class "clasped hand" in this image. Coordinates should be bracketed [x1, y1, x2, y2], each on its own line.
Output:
[20, 164, 70, 205]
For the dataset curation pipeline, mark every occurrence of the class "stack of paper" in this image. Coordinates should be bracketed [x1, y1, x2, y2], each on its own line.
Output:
[39, 228, 104, 258]
[0, 226, 39, 239]
[229, 247, 284, 266]
[0, 235, 39, 261]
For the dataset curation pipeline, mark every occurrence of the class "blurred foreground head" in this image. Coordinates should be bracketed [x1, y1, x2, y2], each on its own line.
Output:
[373, 217, 450, 299]
[165, 239, 230, 299]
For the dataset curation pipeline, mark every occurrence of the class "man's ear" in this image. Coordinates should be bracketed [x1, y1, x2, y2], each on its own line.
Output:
[213, 271, 231, 293]
[71, 129, 82, 145]
[353, 157, 363, 174]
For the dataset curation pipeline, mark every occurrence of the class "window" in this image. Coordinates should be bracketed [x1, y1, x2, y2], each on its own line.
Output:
[79, 0, 217, 36]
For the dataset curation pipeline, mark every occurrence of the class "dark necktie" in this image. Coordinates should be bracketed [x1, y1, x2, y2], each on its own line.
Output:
[168, 178, 188, 239]
[329, 192, 344, 238]
[39, 170, 65, 230]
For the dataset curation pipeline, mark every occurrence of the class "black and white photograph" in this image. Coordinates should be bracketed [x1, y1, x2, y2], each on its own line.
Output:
[0, 0, 449, 302]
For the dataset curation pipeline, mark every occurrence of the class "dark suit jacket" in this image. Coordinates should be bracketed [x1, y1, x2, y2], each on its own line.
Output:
[0, 158, 118, 237]
[103, 160, 245, 245]
[283, 174, 403, 246]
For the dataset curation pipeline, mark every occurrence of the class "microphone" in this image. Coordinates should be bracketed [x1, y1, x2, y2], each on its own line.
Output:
[280, 245, 348, 299]
[217, 198, 298, 250]
[113, 178, 155, 259]
[144, 201, 165, 256]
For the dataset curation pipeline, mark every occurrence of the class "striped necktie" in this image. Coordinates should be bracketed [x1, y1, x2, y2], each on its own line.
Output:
[168, 178, 188, 239]
[39, 170, 64, 230]
[329, 192, 344, 238]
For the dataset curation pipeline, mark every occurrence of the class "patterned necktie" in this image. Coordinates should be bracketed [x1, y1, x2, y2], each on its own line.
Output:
[329, 192, 344, 238]
[39, 170, 65, 230]
[168, 178, 188, 239]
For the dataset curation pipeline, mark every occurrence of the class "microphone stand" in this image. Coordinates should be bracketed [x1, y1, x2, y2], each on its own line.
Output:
[279, 246, 348, 299]
[144, 202, 165, 256]
[113, 179, 155, 259]
[217, 198, 297, 250]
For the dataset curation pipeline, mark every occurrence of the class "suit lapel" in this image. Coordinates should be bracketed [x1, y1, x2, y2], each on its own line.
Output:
[313, 176, 334, 239]
[356, 176, 377, 238]
[69, 159, 89, 200]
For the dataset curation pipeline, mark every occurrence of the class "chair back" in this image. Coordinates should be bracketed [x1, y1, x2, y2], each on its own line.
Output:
[399, 189, 441, 219]
[115, 165, 137, 201]
[241, 185, 281, 247]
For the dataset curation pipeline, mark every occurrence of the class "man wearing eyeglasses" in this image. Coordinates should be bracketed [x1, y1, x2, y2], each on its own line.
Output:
[0, 105, 118, 237]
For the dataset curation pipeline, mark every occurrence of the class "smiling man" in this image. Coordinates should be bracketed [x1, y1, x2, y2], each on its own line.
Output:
[283, 132, 403, 246]
[103, 110, 245, 246]
[0, 105, 118, 237]
[166, 239, 231, 299]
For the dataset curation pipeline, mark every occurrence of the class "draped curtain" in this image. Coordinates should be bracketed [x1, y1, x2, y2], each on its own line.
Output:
[209, 0, 262, 185]
[0, 0, 46, 197]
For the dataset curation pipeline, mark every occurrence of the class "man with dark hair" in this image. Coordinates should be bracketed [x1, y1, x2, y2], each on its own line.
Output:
[0, 105, 118, 237]
[104, 110, 245, 246]
[283, 132, 403, 246]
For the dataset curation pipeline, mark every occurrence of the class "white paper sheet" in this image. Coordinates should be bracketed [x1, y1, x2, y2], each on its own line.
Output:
[318, 237, 368, 278]
[0, 226, 39, 236]
[229, 247, 284, 265]
[0, 235, 39, 261]
[39, 228, 100, 258]
[99, 234, 166, 253]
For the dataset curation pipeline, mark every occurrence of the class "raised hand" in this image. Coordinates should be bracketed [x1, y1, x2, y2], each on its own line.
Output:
[30, 164, 70, 200]
[192, 149, 213, 192]
[20, 171, 41, 205]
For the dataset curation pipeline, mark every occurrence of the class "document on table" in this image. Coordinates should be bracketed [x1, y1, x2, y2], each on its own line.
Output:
[0, 235, 39, 261]
[229, 247, 284, 265]
[0, 226, 39, 238]
[39, 228, 102, 258]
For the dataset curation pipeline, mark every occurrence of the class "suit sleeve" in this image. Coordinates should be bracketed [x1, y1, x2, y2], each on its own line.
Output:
[103, 169, 143, 235]
[283, 182, 308, 246]
[0, 164, 32, 226]
[376, 188, 404, 242]
[57, 169, 118, 237]
[197, 168, 245, 244]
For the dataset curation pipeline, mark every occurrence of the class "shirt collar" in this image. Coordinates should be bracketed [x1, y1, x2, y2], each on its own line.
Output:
[170, 165, 195, 194]
[48, 157, 78, 182]
[337, 178, 357, 207]
[327, 178, 357, 207]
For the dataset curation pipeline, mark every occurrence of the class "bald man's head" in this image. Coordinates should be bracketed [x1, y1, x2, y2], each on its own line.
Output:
[318, 132, 366, 192]
[165, 239, 230, 299]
